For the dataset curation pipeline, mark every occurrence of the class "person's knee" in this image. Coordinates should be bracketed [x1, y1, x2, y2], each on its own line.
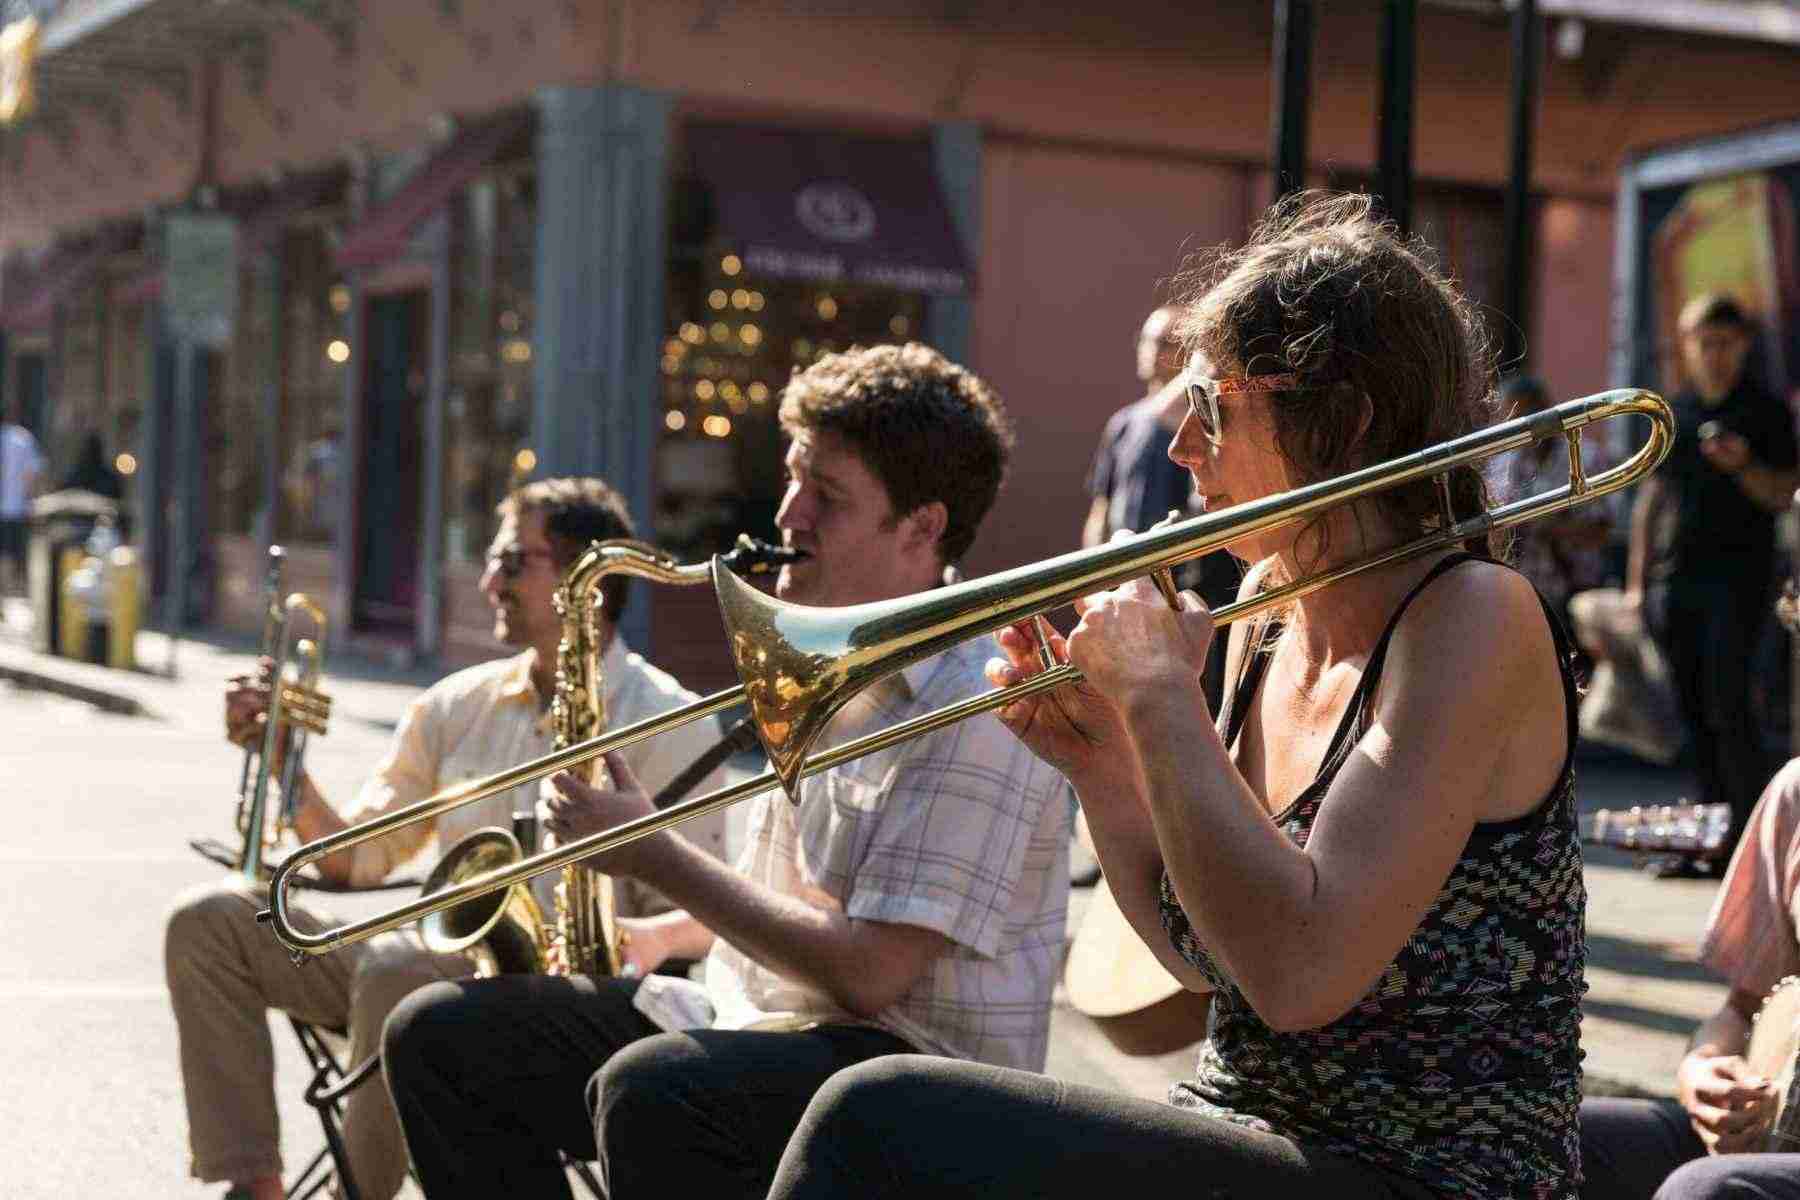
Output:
[1652, 1154, 1743, 1200]
[350, 944, 454, 1043]
[801, 1055, 940, 1134]
[164, 879, 258, 980]
[590, 1032, 702, 1145]
[380, 980, 471, 1087]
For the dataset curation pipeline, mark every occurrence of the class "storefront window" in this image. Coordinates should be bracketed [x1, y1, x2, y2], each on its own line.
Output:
[276, 226, 349, 547]
[445, 168, 535, 563]
[655, 248, 926, 560]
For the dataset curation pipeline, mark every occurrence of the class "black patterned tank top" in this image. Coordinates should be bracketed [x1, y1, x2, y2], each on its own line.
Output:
[1158, 554, 1586, 1200]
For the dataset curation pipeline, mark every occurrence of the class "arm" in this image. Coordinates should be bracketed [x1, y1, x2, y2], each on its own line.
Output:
[1729, 459, 1799, 512]
[616, 908, 718, 976]
[554, 756, 951, 1019]
[1058, 562, 1274, 996]
[1081, 496, 1110, 549]
[225, 675, 359, 885]
[1079, 564, 1562, 1031]
[1625, 474, 1666, 600]
[615, 827, 950, 1018]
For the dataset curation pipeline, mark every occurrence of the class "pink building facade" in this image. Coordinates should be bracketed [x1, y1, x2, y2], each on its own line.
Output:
[2, 0, 1796, 686]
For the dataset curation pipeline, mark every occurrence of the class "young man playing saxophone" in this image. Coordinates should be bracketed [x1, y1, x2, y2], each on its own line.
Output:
[381, 343, 1073, 1200]
[165, 477, 728, 1200]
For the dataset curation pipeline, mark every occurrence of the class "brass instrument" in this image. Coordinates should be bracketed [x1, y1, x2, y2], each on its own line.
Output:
[262, 388, 1674, 960]
[240, 590, 332, 882]
[415, 535, 798, 977]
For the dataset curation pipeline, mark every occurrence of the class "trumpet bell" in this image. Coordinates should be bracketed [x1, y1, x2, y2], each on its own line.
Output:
[418, 828, 547, 976]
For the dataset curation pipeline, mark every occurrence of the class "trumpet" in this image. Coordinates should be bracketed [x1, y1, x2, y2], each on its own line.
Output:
[261, 388, 1673, 960]
[239, 590, 332, 882]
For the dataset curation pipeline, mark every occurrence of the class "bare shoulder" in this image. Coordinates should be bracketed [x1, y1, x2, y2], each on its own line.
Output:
[1383, 559, 1561, 715]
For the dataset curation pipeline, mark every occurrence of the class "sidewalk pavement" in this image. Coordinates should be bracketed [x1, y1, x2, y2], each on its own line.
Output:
[0, 596, 1723, 1103]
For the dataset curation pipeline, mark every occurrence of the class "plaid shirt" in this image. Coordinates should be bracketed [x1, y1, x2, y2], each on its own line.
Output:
[702, 636, 1072, 1071]
[1700, 758, 1800, 997]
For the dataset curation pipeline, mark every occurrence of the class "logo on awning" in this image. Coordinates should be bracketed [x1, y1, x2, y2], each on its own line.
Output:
[795, 183, 876, 244]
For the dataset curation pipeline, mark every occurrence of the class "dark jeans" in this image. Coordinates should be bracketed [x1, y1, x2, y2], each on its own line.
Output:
[1649, 575, 1774, 856]
[380, 973, 912, 1200]
[1582, 1096, 1800, 1199]
[767, 1055, 1438, 1200]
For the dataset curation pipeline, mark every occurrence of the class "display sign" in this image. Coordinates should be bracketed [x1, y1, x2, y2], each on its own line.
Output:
[164, 211, 239, 349]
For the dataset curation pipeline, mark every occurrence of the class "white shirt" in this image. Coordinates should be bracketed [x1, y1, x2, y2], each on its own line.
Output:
[339, 639, 731, 916]
[0, 424, 44, 519]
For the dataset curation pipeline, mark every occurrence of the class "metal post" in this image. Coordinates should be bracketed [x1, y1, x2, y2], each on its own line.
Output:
[164, 339, 196, 632]
[419, 213, 451, 663]
[260, 249, 283, 553]
[1502, 0, 1540, 371]
[1375, 0, 1416, 236]
[1270, 0, 1314, 202]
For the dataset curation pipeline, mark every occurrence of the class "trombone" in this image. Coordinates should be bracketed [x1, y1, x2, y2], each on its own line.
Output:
[262, 387, 1672, 960]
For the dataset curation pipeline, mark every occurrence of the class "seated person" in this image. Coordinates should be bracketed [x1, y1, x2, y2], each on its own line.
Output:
[765, 192, 1585, 1200]
[165, 477, 728, 1200]
[380, 344, 1073, 1200]
[1580, 569, 1800, 1200]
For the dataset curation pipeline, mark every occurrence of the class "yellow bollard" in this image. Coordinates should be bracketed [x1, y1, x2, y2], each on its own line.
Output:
[57, 546, 87, 660]
[105, 546, 138, 670]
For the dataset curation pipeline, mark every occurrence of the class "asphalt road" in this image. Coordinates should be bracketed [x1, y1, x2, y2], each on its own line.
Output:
[0, 648, 1732, 1198]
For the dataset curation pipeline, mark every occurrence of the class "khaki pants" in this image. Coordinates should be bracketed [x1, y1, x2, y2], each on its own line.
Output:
[164, 877, 472, 1196]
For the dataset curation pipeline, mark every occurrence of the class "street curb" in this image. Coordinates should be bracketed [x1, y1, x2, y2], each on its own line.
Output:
[0, 658, 152, 718]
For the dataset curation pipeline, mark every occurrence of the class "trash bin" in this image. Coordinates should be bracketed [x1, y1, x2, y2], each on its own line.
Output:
[28, 489, 119, 657]
[59, 516, 138, 669]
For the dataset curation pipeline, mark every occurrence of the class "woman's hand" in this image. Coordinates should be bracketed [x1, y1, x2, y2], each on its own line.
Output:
[1065, 576, 1215, 712]
[986, 618, 1128, 780]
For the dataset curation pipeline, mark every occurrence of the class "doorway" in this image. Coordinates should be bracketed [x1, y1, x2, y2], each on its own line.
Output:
[352, 291, 427, 639]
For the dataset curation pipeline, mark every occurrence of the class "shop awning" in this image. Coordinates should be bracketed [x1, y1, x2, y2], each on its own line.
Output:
[685, 124, 972, 296]
[334, 109, 533, 272]
[0, 226, 134, 330]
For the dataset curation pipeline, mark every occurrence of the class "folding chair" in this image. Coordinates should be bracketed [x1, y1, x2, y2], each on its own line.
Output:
[285, 1018, 605, 1200]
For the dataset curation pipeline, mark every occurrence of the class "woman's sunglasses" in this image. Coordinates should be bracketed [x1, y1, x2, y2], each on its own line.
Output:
[1183, 370, 1300, 445]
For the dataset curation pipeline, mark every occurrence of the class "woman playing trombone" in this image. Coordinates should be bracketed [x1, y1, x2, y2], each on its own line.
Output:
[766, 193, 1586, 1199]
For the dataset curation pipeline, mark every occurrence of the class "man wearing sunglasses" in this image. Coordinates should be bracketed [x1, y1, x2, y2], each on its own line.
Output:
[165, 476, 731, 1200]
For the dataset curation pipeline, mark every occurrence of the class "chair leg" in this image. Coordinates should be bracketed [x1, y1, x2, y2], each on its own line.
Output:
[565, 1154, 607, 1199]
[286, 1017, 372, 1200]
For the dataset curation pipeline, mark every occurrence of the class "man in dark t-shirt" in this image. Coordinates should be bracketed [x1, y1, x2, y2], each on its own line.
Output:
[1627, 294, 1800, 870]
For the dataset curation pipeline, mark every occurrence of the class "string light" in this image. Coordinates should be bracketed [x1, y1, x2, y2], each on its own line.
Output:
[326, 339, 350, 364]
[720, 381, 741, 401]
[708, 289, 728, 310]
[748, 382, 770, 404]
[710, 322, 730, 343]
[731, 289, 751, 310]
[889, 315, 910, 336]
[816, 295, 838, 320]
[680, 323, 705, 345]
[513, 448, 537, 473]
[661, 355, 681, 375]
[721, 254, 742, 276]
[115, 453, 137, 476]
[663, 337, 685, 356]
[747, 291, 764, 312]
[502, 339, 532, 364]
[702, 414, 732, 437]
[695, 379, 717, 401]
[727, 395, 748, 415]
[739, 324, 761, 348]
[329, 285, 351, 314]
[665, 410, 687, 431]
